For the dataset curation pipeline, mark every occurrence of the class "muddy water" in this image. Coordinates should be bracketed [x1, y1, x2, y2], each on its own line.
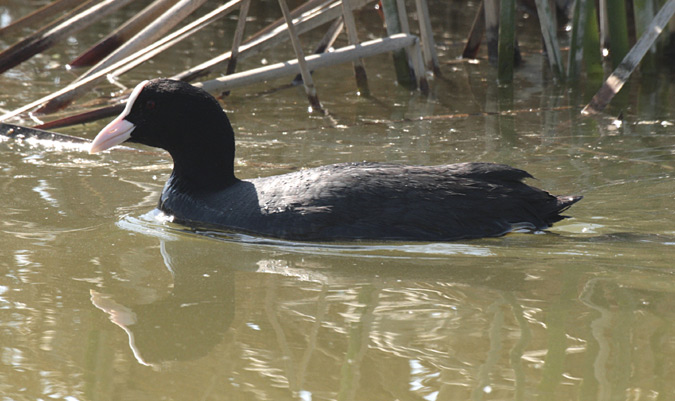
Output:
[1, 1, 674, 400]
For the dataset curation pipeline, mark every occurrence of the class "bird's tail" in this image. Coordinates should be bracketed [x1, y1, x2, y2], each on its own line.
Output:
[546, 195, 583, 224]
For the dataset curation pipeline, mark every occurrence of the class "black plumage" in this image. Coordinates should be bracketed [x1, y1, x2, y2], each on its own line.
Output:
[90, 79, 581, 241]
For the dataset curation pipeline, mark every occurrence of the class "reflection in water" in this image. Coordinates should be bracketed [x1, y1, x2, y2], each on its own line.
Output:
[100, 211, 675, 399]
[577, 277, 674, 401]
[89, 225, 537, 398]
[120, 210, 502, 258]
[91, 238, 235, 366]
[1, 0, 673, 397]
[1, 161, 672, 399]
[0, 204, 672, 400]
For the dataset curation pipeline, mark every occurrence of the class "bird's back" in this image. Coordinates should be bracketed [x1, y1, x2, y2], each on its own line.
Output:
[159, 162, 581, 241]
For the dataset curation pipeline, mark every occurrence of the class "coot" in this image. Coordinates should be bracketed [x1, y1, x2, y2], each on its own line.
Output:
[90, 79, 581, 241]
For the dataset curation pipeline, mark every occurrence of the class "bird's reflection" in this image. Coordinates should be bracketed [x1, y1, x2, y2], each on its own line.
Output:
[93, 216, 599, 370]
[91, 238, 235, 366]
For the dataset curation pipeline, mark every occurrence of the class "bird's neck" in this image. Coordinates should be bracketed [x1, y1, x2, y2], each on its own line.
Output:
[167, 134, 238, 194]
[169, 158, 237, 194]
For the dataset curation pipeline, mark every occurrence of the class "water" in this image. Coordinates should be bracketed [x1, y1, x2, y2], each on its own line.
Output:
[1, 1, 674, 400]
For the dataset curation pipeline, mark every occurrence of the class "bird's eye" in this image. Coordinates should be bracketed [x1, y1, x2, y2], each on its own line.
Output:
[145, 100, 156, 110]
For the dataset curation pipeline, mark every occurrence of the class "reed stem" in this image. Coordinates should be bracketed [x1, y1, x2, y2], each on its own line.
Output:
[497, 0, 516, 83]
[381, 0, 415, 88]
[606, 0, 630, 68]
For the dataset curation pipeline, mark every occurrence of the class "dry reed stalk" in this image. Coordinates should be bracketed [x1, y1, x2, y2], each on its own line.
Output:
[582, 0, 675, 114]
[0, 0, 87, 37]
[342, 0, 370, 95]
[196, 34, 418, 94]
[534, 0, 564, 78]
[277, 0, 322, 111]
[414, 0, 440, 75]
[462, 1, 485, 59]
[68, 0, 181, 68]
[75, 0, 210, 82]
[0, 0, 133, 74]
[0, 0, 243, 121]
[226, 0, 252, 76]
[174, 0, 371, 82]
[381, 0, 414, 88]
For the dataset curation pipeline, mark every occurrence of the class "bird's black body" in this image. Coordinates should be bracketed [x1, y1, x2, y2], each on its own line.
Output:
[90, 79, 582, 241]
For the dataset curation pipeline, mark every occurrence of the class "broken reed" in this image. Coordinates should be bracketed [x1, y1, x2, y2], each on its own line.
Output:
[1, 0, 674, 122]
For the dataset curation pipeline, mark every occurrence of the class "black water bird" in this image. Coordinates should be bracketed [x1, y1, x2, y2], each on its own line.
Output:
[90, 79, 581, 241]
